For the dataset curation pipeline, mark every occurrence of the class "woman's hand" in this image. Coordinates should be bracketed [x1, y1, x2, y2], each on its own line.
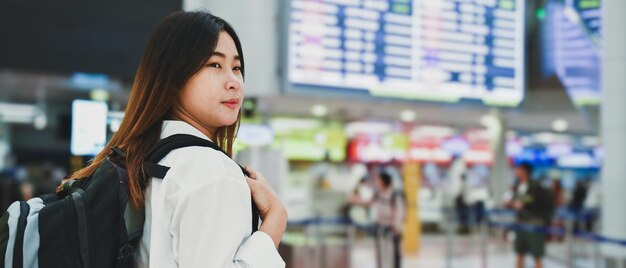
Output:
[244, 166, 283, 217]
[244, 166, 287, 248]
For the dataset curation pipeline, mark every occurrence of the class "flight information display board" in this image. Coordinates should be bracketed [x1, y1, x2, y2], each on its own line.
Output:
[287, 0, 525, 106]
[573, 0, 600, 38]
[547, 0, 601, 106]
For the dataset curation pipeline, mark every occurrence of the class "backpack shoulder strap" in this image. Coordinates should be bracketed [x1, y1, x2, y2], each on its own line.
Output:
[142, 134, 219, 179]
[142, 134, 259, 233]
[148, 134, 225, 162]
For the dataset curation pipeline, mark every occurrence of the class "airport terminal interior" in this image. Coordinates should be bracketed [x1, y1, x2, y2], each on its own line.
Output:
[1, 0, 625, 267]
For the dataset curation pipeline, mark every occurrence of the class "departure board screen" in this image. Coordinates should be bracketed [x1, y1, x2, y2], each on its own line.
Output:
[574, 0, 600, 38]
[546, 0, 601, 106]
[287, 0, 525, 106]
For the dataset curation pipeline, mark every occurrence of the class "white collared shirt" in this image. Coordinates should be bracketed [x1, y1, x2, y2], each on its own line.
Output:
[136, 120, 285, 268]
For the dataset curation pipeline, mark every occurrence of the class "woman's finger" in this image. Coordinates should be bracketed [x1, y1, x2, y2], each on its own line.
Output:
[244, 166, 270, 184]
[244, 166, 259, 179]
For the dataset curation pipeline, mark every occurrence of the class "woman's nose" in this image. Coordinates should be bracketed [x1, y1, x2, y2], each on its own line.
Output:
[225, 75, 242, 91]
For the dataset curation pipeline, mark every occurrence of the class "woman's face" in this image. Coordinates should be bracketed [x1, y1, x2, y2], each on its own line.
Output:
[176, 31, 244, 139]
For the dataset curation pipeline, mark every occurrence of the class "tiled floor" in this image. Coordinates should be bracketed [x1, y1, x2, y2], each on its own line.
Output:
[284, 230, 604, 268]
[349, 234, 602, 268]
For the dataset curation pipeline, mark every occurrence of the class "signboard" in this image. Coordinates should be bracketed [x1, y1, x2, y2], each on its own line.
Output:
[288, 0, 526, 106]
[71, 100, 108, 156]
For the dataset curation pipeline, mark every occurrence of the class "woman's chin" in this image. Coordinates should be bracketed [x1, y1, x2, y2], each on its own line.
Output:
[221, 117, 239, 127]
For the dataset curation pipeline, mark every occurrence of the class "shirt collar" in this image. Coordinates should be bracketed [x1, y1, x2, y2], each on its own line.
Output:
[160, 120, 213, 142]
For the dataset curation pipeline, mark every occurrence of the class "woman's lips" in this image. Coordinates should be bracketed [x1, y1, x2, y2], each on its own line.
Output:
[222, 99, 239, 109]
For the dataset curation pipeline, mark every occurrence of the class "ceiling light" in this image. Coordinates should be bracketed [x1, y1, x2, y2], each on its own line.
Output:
[399, 110, 417, 122]
[33, 112, 47, 130]
[90, 88, 110, 102]
[311, 104, 328, 117]
[552, 119, 569, 132]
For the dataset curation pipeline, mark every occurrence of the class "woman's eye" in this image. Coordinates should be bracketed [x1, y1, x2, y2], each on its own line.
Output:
[233, 66, 242, 71]
[206, 63, 221, 68]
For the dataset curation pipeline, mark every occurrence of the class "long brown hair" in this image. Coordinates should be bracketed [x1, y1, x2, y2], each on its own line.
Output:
[63, 11, 246, 208]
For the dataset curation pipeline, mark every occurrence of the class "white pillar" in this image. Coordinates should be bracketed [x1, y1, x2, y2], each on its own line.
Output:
[601, 0, 626, 266]
[485, 110, 510, 205]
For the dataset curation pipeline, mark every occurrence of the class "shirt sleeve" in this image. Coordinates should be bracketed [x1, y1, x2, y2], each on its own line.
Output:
[170, 175, 285, 268]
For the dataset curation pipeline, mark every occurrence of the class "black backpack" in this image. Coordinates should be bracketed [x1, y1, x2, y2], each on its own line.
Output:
[0, 134, 259, 268]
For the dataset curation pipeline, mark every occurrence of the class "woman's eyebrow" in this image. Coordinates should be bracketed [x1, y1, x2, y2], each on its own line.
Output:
[210, 51, 240, 61]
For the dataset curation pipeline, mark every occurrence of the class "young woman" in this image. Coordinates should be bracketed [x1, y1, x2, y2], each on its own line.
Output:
[66, 11, 286, 267]
[372, 171, 404, 268]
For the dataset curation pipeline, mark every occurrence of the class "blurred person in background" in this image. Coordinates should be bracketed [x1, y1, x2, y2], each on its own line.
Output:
[548, 178, 565, 242]
[0, 153, 23, 212]
[372, 171, 405, 268]
[549, 179, 565, 209]
[569, 179, 589, 233]
[348, 176, 375, 225]
[34, 164, 61, 196]
[62, 11, 286, 267]
[455, 173, 471, 234]
[504, 163, 554, 268]
[583, 178, 602, 232]
[583, 178, 601, 232]
[0, 172, 22, 212]
[351, 176, 375, 203]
